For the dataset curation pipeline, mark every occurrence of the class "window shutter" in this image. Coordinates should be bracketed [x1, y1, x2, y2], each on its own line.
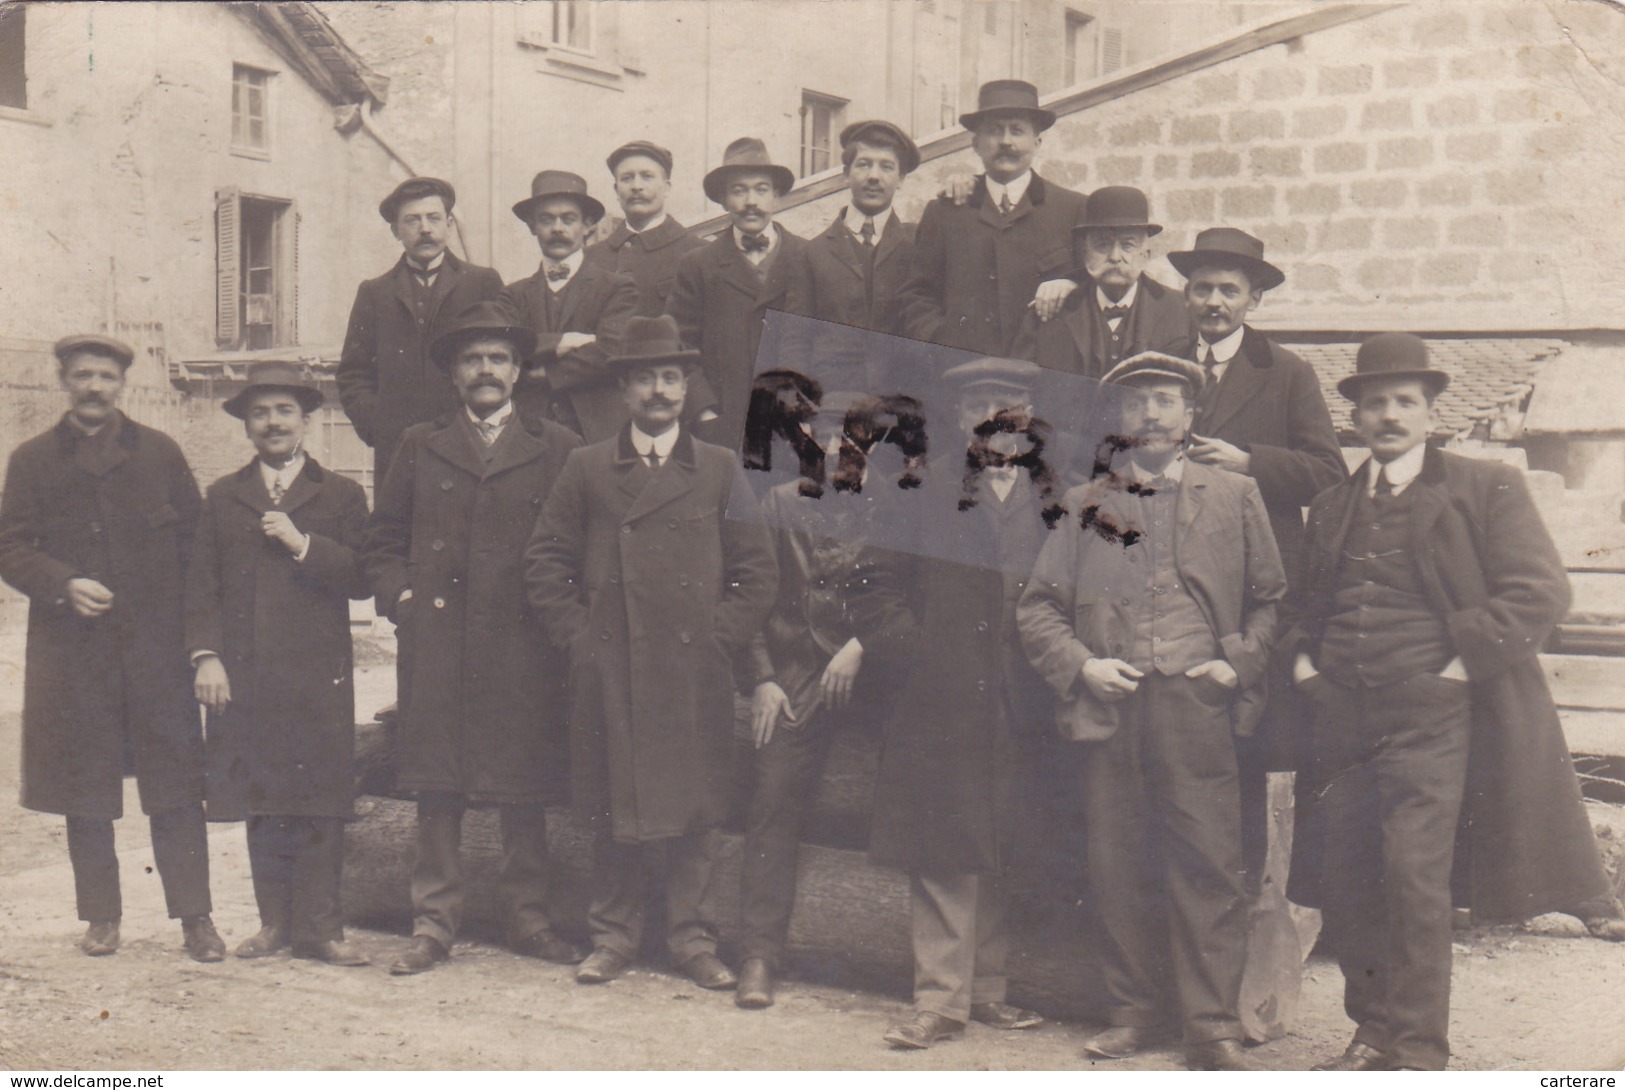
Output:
[215, 187, 241, 347]
[1102, 27, 1124, 74]
[290, 206, 301, 345]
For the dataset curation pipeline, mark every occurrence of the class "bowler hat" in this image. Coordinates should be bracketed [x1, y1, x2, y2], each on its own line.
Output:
[959, 79, 1056, 133]
[511, 170, 606, 225]
[839, 119, 921, 175]
[1074, 186, 1162, 237]
[607, 315, 701, 374]
[53, 333, 134, 371]
[1336, 333, 1451, 401]
[1167, 227, 1285, 291]
[943, 357, 1040, 393]
[1102, 351, 1206, 398]
[379, 177, 456, 223]
[429, 301, 539, 369]
[223, 360, 325, 418]
[606, 140, 674, 178]
[702, 137, 796, 204]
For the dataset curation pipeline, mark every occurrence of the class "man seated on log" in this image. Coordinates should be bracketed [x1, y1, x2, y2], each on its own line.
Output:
[186, 362, 371, 966]
[1017, 351, 1285, 1070]
[365, 301, 584, 976]
[525, 314, 777, 991]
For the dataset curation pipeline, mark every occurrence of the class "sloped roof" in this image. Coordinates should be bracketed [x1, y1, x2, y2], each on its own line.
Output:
[1522, 343, 1625, 436]
[235, 2, 388, 107]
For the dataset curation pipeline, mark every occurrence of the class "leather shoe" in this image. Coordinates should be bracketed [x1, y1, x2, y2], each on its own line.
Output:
[389, 935, 448, 975]
[181, 915, 226, 963]
[234, 925, 289, 959]
[510, 929, 587, 965]
[735, 957, 774, 1009]
[1082, 1024, 1159, 1060]
[575, 945, 633, 984]
[970, 1001, 1044, 1030]
[293, 939, 370, 967]
[1187, 1038, 1262, 1071]
[1313, 1042, 1391, 1071]
[677, 951, 737, 990]
[884, 1010, 964, 1050]
[80, 920, 120, 957]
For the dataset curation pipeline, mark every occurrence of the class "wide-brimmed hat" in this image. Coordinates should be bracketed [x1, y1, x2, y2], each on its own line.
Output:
[959, 79, 1056, 133]
[839, 119, 921, 175]
[608, 315, 701, 374]
[1102, 351, 1206, 398]
[943, 357, 1041, 393]
[223, 360, 325, 418]
[1337, 333, 1451, 401]
[511, 170, 606, 225]
[1167, 227, 1285, 291]
[1074, 186, 1162, 237]
[54, 333, 134, 371]
[702, 137, 795, 204]
[429, 301, 539, 369]
[606, 140, 674, 178]
[379, 177, 456, 223]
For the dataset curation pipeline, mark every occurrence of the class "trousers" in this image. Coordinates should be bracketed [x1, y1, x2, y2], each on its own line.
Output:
[910, 869, 1010, 1023]
[587, 829, 720, 963]
[65, 802, 212, 922]
[246, 815, 346, 944]
[410, 792, 554, 948]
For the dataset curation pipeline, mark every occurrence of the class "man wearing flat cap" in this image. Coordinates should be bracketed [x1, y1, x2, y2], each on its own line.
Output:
[526, 314, 777, 991]
[338, 177, 505, 484]
[899, 80, 1087, 358]
[1284, 334, 1615, 1071]
[585, 141, 704, 318]
[1018, 351, 1285, 1070]
[364, 301, 584, 976]
[185, 362, 371, 966]
[665, 136, 813, 450]
[0, 335, 223, 962]
[499, 170, 639, 442]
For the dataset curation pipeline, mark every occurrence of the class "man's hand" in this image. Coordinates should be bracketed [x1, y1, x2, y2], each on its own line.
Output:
[1185, 658, 1239, 689]
[194, 654, 231, 713]
[1081, 657, 1144, 702]
[1187, 435, 1252, 475]
[939, 173, 978, 205]
[261, 511, 308, 555]
[1292, 652, 1319, 686]
[751, 681, 795, 749]
[556, 331, 597, 355]
[66, 577, 114, 618]
[1029, 278, 1080, 322]
[819, 638, 863, 710]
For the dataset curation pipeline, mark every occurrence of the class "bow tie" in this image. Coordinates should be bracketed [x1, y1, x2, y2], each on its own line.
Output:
[1101, 304, 1131, 320]
[545, 263, 572, 282]
[740, 232, 771, 254]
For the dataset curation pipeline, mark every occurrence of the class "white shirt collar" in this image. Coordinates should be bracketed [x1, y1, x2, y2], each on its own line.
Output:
[625, 212, 667, 235]
[1368, 442, 1426, 497]
[542, 248, 585, 290]
[733, 224, 778, 259]
[844, 206, 888, 245]
[259, 450, 306, 489]
[985, 171, 1033, 210]
[406, 252, 445, 274]
[467, 400, 515, 430]
[631, 423, 680, 460]
[1096, 281, 1139, 315]
[1127, 452, 1185, 484]
[1197, 325, 1246, 365]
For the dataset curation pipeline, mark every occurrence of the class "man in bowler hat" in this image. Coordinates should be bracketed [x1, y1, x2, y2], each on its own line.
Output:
[585, 141, 704, 317]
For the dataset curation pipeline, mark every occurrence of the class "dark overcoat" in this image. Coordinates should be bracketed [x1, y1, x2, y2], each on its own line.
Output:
[1010, 274, 1191, 380]
[497, 261, 639, 441]
[524, 427, 778, 842]
[0, 413, 202, 818]
[898, 172, 1087, 357]
[1286, 448, 1612, 922]
[584, 216, 705, 317]
[336, 252, 505, 480]
[185, 458, 369, 820]
[364, 408, 581, 804]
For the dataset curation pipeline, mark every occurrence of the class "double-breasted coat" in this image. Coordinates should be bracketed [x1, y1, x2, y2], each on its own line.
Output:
[1285, 447, 1612, 922]
[364, 408, 581, 804]
[185, 458, 369, 821]
[0, 413, 202, 818]
[898, 172, 1088, 357]
[525, 427, 778, 843]
[1010, 273, 1191, 380]
[584, 216, 705, 317]
[337, 252, 506, 480]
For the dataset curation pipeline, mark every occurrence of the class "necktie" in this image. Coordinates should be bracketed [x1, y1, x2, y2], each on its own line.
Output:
[545, 263, 571, 283]
[478, 419, 501, 447]
[646, 450, 661, 469]
[269, 478, 286, 506]
[1374, 465, 1394, 497]
[741, 233, 770, 254]
[1102, 304, 1130, 320]
[858, 218, 876, 248]
[1199, 345, 1214, 367]
[998, 192, 1013, 216]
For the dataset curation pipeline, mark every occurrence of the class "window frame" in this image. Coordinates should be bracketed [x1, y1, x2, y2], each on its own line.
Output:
[799, 90, 849, 179]
[230, 63, 275, 160]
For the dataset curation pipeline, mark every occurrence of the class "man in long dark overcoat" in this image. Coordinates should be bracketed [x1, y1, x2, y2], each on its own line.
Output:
[1285, 334, 1615, 1072]
[525, 315, 777, 990]
[584, 141, 704, 318]
[0, 334, 223, 961]
[365, 301, 583, 975]
[186, 362, 371, 966]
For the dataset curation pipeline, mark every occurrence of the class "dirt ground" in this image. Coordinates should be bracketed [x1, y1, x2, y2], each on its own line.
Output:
[1, 634, 1623, 1072]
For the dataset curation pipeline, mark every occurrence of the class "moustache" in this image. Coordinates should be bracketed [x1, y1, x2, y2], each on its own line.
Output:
[642, 397, 678, 408]
[471, 378, 506, 389]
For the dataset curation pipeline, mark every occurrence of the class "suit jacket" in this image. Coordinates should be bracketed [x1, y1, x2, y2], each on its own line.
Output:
[584, 216, 705, 317]
[898, 172, 1087, 356]
[1018, 460, 1286, 743]
[498, 260, 640, 442]
[1011, 274, 1191, 380]
[337, 252, 505, 480]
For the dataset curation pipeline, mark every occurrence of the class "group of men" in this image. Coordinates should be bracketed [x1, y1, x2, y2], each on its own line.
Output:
[3, 77, 1618, 1072]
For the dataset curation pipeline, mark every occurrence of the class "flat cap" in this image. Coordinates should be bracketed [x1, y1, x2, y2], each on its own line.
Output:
[607, 140, 674, 177]
[1101, 351, 1206, 396]
[943, 357, 1041, 392]
[379, 177, 456, 223]
[54, 334, 134, 370]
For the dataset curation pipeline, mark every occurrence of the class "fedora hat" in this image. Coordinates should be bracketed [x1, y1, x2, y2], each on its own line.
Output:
[429, 301, 539, 369]
[606, 140, 674, 178]
[839, 119, 921, 175]
[702, 137, 796, 204]
[943, 356, 1041, 393]
[379, 177, 456, 223]
[223, 361, 325, 419]
[1074, 186, 1162, 237]
[608, 315, 701, 374]
[1336, 333, 1450, 401]
[959, 79, 1056, 133]
[1167, 227, 1285, 291]
[53, 333, 135, 371]
[511, 170, 606, 225]
[1102, 351, 1207, 398]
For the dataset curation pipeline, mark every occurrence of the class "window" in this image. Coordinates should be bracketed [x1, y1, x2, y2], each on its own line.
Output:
[0, 5, 25, 110]
[983, 3, 999, 35]
[940, 85, 956, 131]
[530, 0, 593, 53]
[216, 189, 297, 349]
[800, 91, 848, 177]
[232, 65, 272, 154]
[1065, 12, 1097, 86]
